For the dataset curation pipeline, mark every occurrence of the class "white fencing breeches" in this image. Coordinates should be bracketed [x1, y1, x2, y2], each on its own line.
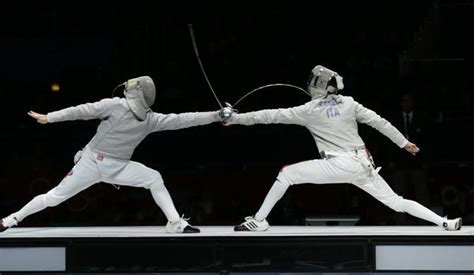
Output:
[10, 148, 180, 224]
[255, 149, 445, 226]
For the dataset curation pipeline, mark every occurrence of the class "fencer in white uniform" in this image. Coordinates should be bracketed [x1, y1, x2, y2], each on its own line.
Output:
[228, 65, 462, 231]
[1, 76, 220, 233]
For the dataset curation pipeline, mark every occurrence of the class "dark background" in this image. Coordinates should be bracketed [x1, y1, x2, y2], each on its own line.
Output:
[1, 1, 473, 227]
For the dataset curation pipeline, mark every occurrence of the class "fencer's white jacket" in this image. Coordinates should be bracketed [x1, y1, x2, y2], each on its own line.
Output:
[47, 97, 219, 160]
[229, 95, 408, 154]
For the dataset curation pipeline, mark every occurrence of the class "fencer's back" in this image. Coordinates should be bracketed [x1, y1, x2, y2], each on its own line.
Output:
[232, 94, 406, 152]
[303, 95, 406, 153]
[304, 95, 365, 152]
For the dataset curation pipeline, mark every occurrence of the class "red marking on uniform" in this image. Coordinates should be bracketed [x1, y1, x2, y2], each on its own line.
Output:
[97, 154, 104, 161]
[67, 170, 73, 176]
[280, 161, 306, 172]
[365, 148, 372, 158]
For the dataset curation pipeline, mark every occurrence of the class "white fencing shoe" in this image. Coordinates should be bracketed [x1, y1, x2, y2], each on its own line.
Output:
[165, 216, 200, 233]
[0, 216, 18, 233]
[443, 217, 462, 231]
[234, 216, 269, 231]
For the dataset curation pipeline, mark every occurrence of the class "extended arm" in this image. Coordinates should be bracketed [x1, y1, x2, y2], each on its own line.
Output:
[148, 111, 220, 132]
[228, 103, 309, 126]
[355, 102, 407, 148]
[46, 98, 116, 123]
[355, 101, 419, 154]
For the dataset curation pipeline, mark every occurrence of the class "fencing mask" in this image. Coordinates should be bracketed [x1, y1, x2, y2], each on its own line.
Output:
[123, 76, 156, 121]
[307, 65, 344, 99]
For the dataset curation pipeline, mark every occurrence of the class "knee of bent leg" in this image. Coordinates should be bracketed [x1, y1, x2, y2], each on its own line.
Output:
[277, 167, 294, 186]
[149, 177, 165, 193]
[143, 171, 164, 190]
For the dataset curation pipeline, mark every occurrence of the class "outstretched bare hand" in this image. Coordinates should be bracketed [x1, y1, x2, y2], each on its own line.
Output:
[404, 141, 420, 156]
[28, 111, 48, 124]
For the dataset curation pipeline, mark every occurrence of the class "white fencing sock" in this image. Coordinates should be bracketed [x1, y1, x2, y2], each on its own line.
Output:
[401, 199, 446, 226]
[150, 181, 180, 222]
[255, 179, 290, 222]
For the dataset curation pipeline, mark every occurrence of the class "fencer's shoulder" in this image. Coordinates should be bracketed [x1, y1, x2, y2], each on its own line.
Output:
[144, 111, 167, 121]
[340, 95, 355, 102]
[296, 100, 319, 112]
[339, 95, 361, 107]
[98, 97, 129, 113]
[309, 95, 350, 105]
[107, 97, 127, 106]
[304, 99, 321, 107]
[110, 97, 124, 103]
[96, 97, 121, 105]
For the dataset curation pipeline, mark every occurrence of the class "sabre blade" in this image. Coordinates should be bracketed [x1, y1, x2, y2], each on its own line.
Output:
[232, 83, 311, 108]
[188, 24, 223, 108]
